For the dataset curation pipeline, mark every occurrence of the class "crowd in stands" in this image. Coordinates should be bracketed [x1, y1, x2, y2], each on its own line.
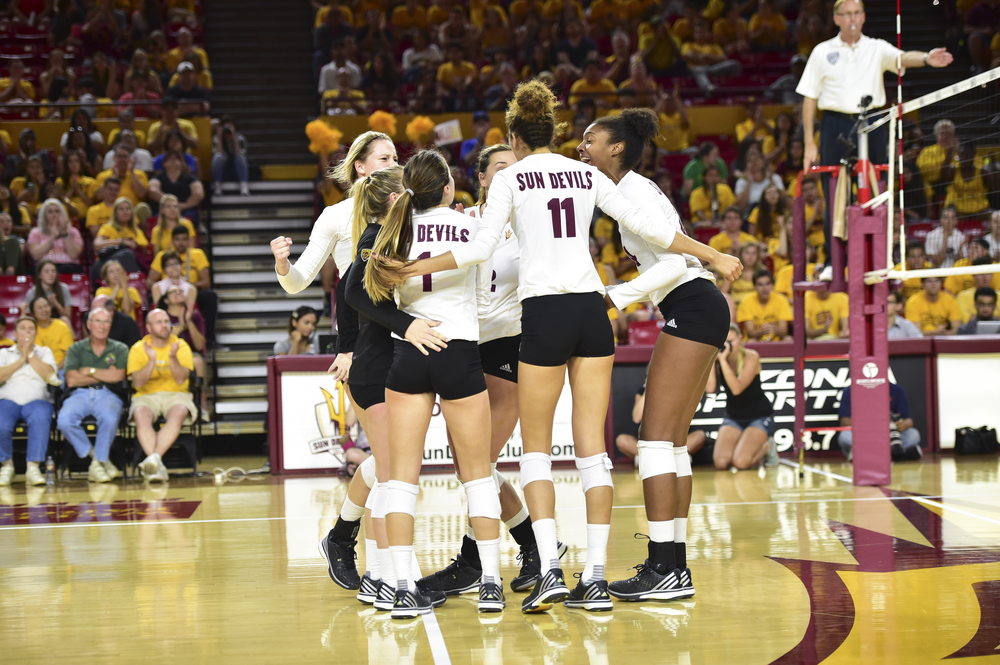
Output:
[0, 3, 220, 479]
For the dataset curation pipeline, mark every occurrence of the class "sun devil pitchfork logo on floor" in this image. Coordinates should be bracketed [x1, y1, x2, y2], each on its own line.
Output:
[308, 385, 349, 465]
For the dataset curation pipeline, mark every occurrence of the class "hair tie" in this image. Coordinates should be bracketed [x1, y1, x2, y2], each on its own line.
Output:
[404, 188, 414, 196]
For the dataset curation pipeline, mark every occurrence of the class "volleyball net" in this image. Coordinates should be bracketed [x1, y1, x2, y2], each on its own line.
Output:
[862, 67, 1000, 284]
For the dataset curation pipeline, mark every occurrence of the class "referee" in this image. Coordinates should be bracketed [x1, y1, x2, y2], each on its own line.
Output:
[797, 0, 952, 280]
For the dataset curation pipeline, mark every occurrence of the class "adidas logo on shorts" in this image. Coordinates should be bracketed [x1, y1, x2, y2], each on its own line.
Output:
[666, 319, 678, 329]
[499, 363, 512, 373]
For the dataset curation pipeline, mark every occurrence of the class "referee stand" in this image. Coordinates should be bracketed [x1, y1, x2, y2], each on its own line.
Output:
[791, 163, 892, 486]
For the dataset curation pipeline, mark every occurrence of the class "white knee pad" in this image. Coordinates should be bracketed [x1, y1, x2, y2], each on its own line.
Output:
[519, 452, 552, 488]
[359, 455, 377, 489]
[363, 481, 377, 511]
[465, 476, 501, 519]
[491, 467, 506, 494]
[576, 453, 614, 492]
[673, 446, 692, 478]
[370, 482, 387, 519]
[383, 480, 419, 518]
[637, 441, 677, 480]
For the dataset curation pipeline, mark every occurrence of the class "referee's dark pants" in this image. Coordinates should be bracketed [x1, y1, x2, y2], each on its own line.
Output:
[818, 111, 888, 265]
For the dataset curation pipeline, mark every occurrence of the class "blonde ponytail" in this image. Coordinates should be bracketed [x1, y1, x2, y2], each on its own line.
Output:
[363, 150, 450, 303]
[349, 165, 403, 259]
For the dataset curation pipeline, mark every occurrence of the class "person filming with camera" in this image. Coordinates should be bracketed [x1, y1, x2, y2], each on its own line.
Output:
[707, 324, 778, 470]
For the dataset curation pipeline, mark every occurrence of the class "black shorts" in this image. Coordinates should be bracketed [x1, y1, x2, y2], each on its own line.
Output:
[347, 382, 386, 411]
[656, 278, 731, 350]
[479, 335, 521, 383]
[386, 339, 487, 401]
[520, 292, 615, 367]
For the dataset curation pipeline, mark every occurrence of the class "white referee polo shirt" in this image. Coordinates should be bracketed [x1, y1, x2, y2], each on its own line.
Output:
[796, 34, 903, 114]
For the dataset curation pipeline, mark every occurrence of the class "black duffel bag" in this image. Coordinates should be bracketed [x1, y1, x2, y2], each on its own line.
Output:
[954, 426, 1000, 455]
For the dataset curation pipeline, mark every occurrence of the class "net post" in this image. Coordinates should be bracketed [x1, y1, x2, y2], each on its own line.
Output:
[847, 205, 891, 486]
[792, 196, 807, 469]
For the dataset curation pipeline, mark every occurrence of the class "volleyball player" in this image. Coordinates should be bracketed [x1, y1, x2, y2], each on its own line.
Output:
[419, 144, 565, 597]
[578, 109, 737, 601]
[335, 167, 451, 610]
[364, 150, 503, 618]
[270, 132, 396, 595]
[382, 82, 740, 614]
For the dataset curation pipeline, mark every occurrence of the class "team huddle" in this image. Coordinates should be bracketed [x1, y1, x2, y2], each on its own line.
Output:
[270, 80, 742, 618]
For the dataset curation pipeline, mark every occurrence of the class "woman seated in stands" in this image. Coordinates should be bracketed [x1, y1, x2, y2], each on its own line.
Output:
[747, 183, 788, 242]
[92, 196, 149, 279]
[708, 324, 777, 470]
[29, 296, 75, 375]
[720, 242, 763, 306]
[61, 126, 102, 177]
[149, 151, 204, 226]
[149, 194, 197, 253]
[150, 250, 197, 310]
[10, 156, 51, 222]
[26, 199, 84, 274]
[20, 260, 73, 327]
[273, 306, 319, 356]
[95, 260, 142, 322]
[152, 130, 198, 175]
[55, 151, 95, 218]
[160, 283, 207, 412]
[0, 212, 24, 276]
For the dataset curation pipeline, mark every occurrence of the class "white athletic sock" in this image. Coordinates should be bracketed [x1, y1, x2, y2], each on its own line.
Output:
[365, 538, 380, 579]
[648, 519, 674, 544]
[467, 524, 477, 541]
[504, 504, 529, 530]
[378, 548, 396, 587]
[674, 517, 688, 544]
[583, 524, 611, 582]
[341, 497, 365, 522]
[477, 537, 501, 585]
[532, 518, 559, 572]
[390, 546, 413, 592]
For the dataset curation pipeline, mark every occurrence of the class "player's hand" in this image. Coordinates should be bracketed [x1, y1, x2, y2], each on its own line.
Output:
[327, 352, 352, 381]
[803, 142, 818, 174]
[926, 47, 953, 68]
[404, 319, 448, 356]
[270, 236, 292, 274]
[454, 202, 464, 214]
[711, 251, 743, 282]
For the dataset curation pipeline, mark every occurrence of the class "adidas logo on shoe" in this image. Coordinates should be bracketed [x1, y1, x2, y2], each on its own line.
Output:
[666, 319, 678, 329]
[499, 363, 512, 373]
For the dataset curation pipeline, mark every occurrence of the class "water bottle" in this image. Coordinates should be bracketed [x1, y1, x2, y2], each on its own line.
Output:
[45, 456, 55, 486]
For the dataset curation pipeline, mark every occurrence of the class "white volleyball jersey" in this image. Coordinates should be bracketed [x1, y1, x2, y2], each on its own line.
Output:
[607, 171, 715, 310]
[467, 204, 521, 343]
[394, 207, 482, 342]
[451, 152, 677, 301]
[276, 197, 354, 294]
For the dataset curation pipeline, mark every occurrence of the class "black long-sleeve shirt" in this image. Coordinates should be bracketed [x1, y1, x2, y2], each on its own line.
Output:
[342, 223, 415, 386]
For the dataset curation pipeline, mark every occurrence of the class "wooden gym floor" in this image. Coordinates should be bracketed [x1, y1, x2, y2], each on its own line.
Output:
[1, 455, 999, 664]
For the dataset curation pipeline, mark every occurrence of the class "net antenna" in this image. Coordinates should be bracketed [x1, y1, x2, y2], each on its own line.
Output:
[861, 65, 1000, 286]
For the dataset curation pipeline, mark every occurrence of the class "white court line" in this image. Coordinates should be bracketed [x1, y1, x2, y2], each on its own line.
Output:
[911, 497, 1000, 527]
[421, 611, 452, 665]
[4, 492, 1000, 532]
[779, 459, 853, 483]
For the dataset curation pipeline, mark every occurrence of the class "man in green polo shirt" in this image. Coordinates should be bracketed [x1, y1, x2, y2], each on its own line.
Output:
[682, 141, 730, 198]
[56, 307, 129, 483]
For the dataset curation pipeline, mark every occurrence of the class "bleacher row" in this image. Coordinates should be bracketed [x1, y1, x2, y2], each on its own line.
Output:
[0, 8, 207, 120]
[0, 272, 149, 339]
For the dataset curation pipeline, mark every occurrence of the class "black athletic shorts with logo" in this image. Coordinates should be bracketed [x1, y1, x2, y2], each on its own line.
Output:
[656, 278, 730, 350]
[386, 339, 487, 401]
[520, 292, 615, 367]
[479, 334, 520, 383]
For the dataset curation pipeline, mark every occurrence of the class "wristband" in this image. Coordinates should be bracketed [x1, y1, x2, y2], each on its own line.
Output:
[923, 53, 929, 66]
